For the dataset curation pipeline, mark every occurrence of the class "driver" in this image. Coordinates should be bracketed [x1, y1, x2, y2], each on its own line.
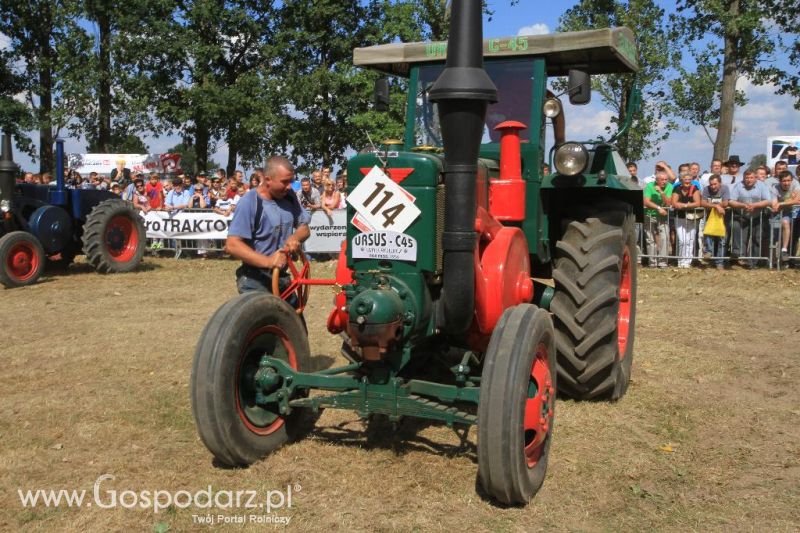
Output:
[225, 156, 310, 296]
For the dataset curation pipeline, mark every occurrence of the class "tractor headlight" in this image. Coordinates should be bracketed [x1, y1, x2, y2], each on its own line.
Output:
[543, 97, 562, 119]
[554, 143, 588, 176]
[0, 199, 10, 213]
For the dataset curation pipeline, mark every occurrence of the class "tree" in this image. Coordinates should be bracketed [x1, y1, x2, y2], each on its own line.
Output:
[558, 0, 679, 162]
[746, 153, 766, 173]
[0, 0, 94, 173]
[671, 0, 793, 160]
[267, 0, 394, 169]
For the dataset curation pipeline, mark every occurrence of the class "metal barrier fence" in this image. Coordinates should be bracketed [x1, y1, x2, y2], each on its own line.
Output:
[637, 207, 800, 270]
[142, 207, 228, 258]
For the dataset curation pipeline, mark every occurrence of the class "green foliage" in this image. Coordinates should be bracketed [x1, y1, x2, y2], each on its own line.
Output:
[0, 0, 95, 171]
[86, 132, 148, 153]
[558, 0, 679, 162]
[670, 0, 797, 158]
[746, 153, 766, 172]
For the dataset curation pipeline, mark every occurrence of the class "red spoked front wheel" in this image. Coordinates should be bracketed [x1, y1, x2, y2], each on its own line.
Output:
[478, 304, 556, 505]
[0, 231, 45, 288]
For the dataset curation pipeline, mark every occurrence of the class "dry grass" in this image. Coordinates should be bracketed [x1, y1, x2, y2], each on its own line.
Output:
[1, 257, 799, 531]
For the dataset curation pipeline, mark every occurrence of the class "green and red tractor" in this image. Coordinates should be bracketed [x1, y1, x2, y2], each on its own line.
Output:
[0, 136, 146, 288]
[192, 0, 642, 505]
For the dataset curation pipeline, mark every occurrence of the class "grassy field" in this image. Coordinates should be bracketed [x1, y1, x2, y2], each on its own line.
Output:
[1, 257, 799, 532]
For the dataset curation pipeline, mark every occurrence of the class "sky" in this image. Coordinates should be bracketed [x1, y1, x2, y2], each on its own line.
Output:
[6, 1, 800, 175]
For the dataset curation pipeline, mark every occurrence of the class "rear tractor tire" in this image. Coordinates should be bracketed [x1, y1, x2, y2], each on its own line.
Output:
[191, 293, 313, 466]
[550, 203, 637, 401]
[477, 305, 556, 505]
[0, 231, 45, 288]
[83, 199, 145, 273]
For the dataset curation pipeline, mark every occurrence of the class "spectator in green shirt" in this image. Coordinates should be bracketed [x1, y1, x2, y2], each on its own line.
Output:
[643, 169, 673, 268]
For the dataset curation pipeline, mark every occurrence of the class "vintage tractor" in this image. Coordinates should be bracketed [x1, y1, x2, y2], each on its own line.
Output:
[0, 135, 146, 288]
[191, 0, 642, 505]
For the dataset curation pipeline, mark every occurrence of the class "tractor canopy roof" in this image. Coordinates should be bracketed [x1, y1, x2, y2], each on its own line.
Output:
[354, 27, 638, 78]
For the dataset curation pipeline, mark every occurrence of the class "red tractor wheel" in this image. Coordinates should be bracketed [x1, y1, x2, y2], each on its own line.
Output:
[191, 292, 314, 466]
[83, 199, 146, 273]
[550, 202, 637, 401]
[0, 231, 46, 288]
[477, 304, 556, 505]
[272, 249, 310, 313]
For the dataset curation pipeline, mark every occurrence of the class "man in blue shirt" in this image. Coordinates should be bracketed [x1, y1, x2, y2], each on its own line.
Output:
[164, 178, 192, 212]
[226, 156, 310, 295]
[729, 169, 771, 268]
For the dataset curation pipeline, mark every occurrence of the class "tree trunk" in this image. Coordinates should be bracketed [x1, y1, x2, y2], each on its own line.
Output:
[226, 133, 237, 178]
[39, 56, 54, 175]
[195, 121, 209, 174]
[97, 9, 112, 153]
[714, 0, 739, 161]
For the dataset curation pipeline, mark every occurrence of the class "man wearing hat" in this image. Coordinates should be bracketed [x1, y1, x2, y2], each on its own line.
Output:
[722, 155, 743, 185]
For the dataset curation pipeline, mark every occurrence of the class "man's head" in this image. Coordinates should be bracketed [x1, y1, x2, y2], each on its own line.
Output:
[655, 169, 668, 187]
[778, 170, 794, 190]
[264, 156, 295, 200]
[211, 177, 221, 189]
[708, 174, 721, 194]
[689, 162, 700, 177]
[90, 172, 100, 184]
[725, 155, 742, 174]
[710, 159, 722, 174]
[721, 164, 730, 175]
[542, 164, 551, 175]
[678, 163, 690, 175]
[216, 168, 226, 181]
[312, 170, 322, 185]
[755, 166, 768, 181]
[180, 174, 191, 188]
[775, 160, 788, 176]
[172, 177, 183, 189]
[300, 177, 312, 193]
[626, 161, 637, 175]
[234, 170, 243, 182]
[742, 169, 756, 188]
[23, 172, 34, 183]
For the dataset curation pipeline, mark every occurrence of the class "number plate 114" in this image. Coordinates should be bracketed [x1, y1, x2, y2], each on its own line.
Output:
[346, 166, 422, 233]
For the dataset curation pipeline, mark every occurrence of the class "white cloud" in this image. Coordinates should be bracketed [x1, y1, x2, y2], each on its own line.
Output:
[517, 23, 549, 36]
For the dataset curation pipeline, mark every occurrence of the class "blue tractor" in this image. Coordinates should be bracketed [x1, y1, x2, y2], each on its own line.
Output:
[0, 134, 146, 288]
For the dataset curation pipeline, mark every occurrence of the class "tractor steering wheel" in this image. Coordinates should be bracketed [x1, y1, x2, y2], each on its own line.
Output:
[272, 249, 310, 314]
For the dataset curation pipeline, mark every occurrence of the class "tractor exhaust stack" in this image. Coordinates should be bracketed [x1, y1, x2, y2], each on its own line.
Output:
[429, 0, 497, 336]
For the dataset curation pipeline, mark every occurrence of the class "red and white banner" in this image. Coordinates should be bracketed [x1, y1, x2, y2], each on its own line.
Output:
[68, 153, 182, 176]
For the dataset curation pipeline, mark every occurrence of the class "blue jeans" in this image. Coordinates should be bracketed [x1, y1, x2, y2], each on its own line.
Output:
[704, 235, 726, 267]
[235, 265, 298, 308]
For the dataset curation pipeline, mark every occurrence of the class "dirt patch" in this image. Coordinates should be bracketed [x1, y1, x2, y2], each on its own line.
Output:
[1, 258, 799, 531]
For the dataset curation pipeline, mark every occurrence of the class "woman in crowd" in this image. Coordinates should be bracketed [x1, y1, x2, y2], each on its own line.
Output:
[671, 171, 702, 268]
[336, 174, 347, 208]
[248, 174, 259, 191]
[320, 178, 340, 216]
[132, 178, 151, 213]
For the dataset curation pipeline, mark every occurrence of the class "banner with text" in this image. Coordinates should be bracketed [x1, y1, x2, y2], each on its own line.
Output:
[68, 153, 182, 176]
[142, 209, 347, 252]
[143, 210, 232, 240]
[303, 209, 347, 253]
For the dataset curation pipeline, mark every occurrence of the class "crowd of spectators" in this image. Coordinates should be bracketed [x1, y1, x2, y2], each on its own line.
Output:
[635, 156, 800, 269]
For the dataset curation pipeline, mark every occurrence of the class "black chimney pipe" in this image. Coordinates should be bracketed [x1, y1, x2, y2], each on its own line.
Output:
[0, 133, 16, 208]
[429, 0, 497, 337]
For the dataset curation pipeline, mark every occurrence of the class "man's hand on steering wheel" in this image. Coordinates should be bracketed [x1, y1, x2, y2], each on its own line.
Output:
[284, 235, 302, 254]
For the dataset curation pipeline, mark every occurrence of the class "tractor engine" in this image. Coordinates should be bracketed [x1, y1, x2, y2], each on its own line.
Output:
[331, 5, 534, 367]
